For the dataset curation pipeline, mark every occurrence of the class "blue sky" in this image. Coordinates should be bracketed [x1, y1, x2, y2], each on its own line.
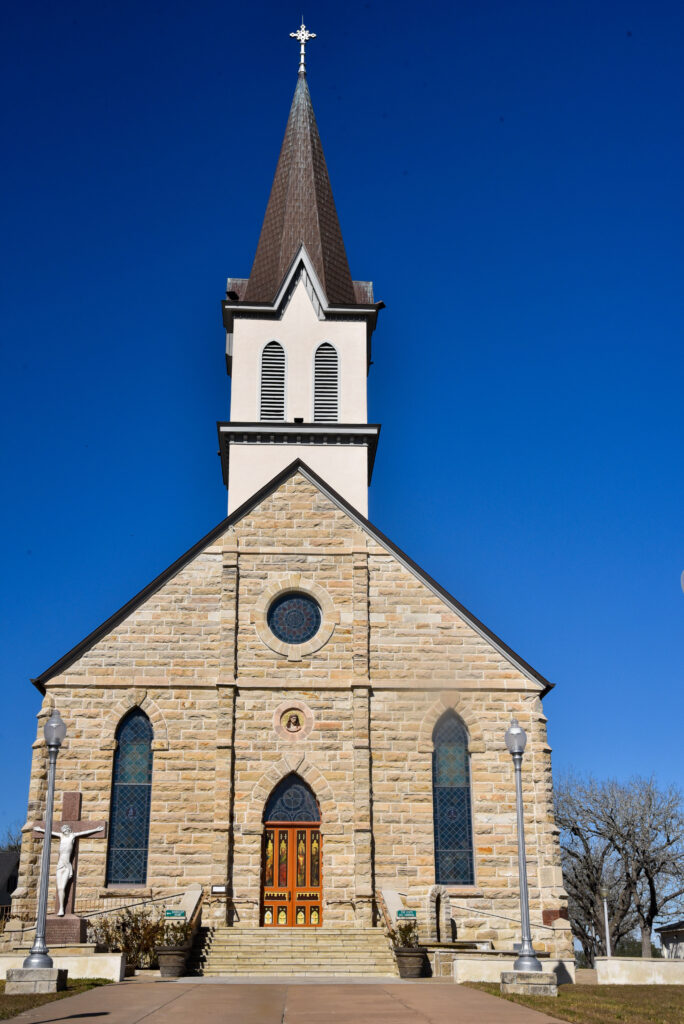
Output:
[1, 0, 683, 833]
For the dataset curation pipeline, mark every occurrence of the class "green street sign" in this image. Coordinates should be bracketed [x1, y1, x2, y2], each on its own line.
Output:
[396, 910, 416, 919]
[164, 910, 186, 918]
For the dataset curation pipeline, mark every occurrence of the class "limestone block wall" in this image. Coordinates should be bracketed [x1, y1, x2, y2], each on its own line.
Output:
[13, 471, 571, 958]
[65, 551, 223, 683]
[229, 688, 358, 927]
[13, 684, 222, 920]
[231, 479, 361, 683]
[370, 688, 570, 957]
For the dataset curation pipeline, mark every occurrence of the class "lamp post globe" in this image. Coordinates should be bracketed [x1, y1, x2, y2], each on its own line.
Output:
[505, 718, 527, 755]
[506, 717, 542, 973]
[23, 710, 68, 969]
[43, 710, 67, 748]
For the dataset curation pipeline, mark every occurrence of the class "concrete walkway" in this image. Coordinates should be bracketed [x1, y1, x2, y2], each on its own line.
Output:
[11, 978, 563, 1024]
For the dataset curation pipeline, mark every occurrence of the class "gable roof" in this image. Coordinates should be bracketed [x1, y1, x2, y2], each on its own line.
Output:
[243, 72, 356, 306]
[656, 920, 684, 934]
[31, 460, 554, 696]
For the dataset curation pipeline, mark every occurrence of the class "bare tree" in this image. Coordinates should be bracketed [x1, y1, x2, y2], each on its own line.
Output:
[1, 824, 22, 853]
[555, 776, 636, 964]
[556, 774, 684, 958]
[596, 777, 684, 957]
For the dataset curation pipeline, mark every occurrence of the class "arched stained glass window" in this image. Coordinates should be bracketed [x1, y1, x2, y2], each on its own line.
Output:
[106, 709, 153, 885]
[313, 342, 338, 422]
[432, 712, 474, 885]
[264, 774, 320, 823]
[260, 341, 285, 420]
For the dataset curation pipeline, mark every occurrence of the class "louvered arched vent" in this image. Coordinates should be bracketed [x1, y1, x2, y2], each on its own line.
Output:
[260, 341, 285, 420]
[313, 343, 339, 422]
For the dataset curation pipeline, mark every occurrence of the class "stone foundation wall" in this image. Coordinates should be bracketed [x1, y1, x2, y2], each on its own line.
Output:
[13, 472, 571, 959]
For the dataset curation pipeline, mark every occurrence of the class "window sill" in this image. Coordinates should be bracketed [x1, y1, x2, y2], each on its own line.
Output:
[98, 887, 152, 898]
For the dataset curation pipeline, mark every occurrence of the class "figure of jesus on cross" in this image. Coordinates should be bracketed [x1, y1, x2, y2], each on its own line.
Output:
[34, 793, 106, 917]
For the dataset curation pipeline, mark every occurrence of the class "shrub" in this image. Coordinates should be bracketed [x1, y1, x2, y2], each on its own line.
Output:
[390, 921, 421, 948]
[87, 907, 190, 968]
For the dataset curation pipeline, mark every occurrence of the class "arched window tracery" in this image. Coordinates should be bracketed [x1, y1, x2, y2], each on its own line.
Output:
[264, 773, 320, 823]
[105, 708, 153, 885]
[432, 711, 474, 885]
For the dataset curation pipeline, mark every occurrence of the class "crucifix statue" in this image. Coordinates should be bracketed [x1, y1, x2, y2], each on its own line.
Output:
[290, 21, 316, 75]
[34, 792, 107, 918]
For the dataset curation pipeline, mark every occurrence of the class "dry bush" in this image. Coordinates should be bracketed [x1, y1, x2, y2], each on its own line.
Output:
[87, 907, 191, 968]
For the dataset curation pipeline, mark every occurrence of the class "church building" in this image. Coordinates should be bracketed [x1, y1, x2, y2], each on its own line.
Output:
[12, 27, 572, 976]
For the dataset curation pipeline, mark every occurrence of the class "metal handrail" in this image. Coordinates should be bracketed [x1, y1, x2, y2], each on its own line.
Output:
[79, 891, 180, 919]
[452, 901, 562, 932]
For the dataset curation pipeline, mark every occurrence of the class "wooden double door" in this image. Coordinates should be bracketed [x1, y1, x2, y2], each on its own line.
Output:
[262, 823, 322, 927]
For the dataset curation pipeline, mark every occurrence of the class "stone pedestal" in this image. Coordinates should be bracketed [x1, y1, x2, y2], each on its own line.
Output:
[5, 968, 68, 994]
[500, 970, 558, 997]
[46, 915, 88, 945]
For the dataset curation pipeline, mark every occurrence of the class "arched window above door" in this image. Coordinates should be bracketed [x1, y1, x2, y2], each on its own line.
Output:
[264, 773, 320, 823]
[432, 711, 474, 885]
[105, 708, 153, 886]
[260, 341, 285, 420]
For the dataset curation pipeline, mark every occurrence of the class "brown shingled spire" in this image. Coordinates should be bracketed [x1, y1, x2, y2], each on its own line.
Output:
[243, 72, 356, 306]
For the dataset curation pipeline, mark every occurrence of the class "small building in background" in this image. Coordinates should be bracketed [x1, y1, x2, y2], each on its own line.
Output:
[656, 921, 684, 959]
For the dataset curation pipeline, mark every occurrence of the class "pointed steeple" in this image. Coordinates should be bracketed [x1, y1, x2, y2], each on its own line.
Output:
[244, 69, 356, 306]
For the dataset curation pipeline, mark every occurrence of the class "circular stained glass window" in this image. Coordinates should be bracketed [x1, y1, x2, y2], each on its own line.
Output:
[267, 592, 322, 645]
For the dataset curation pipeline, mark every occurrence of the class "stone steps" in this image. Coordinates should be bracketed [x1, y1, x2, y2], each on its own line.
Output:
[190, 926, 398, 977]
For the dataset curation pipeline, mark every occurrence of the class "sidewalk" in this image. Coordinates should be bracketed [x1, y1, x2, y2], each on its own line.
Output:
[11, 978, 563, 1024]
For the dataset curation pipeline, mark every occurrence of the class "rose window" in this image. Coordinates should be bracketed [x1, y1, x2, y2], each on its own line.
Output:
[267, 592, 322, 644]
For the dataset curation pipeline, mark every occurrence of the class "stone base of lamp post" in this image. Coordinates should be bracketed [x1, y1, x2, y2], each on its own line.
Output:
[5, 968, 68, 995]
[46, 915, 88, 945]
[500, 970, 558, 997]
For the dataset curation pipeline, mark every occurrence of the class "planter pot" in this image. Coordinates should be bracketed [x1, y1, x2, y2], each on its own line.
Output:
[155, 945, 190, 978]
[395, 947, 428, 978]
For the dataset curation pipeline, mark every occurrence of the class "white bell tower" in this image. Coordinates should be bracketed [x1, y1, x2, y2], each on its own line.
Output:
[217, 25, 382, 516]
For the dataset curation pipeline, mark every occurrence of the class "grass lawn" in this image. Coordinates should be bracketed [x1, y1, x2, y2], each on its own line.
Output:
[0, 978, 111, 1020]
[467, 982, 684, 1024]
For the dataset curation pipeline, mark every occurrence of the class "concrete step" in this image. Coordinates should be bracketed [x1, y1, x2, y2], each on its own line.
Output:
[196, 959, 395, 966]
[195, 952, 394, 959]
[191, 924, 399, 978]
[197, 943, 393, 951]
[194, 967, 397, 974]
[196, 966, 395, 974]
[194, 951, 392, 959]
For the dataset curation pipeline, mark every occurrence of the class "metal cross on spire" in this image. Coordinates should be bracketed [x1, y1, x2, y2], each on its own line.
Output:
[290, 20, 316, 75]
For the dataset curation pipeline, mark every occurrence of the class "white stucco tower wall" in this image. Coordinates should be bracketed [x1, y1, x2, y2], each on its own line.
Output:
[230, 279, 368, 424]
[217, 67, 382, 517]
[223, 272, 377, 516]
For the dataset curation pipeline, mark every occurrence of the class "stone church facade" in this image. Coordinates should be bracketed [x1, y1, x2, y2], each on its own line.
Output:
[12, 35, 572, 967]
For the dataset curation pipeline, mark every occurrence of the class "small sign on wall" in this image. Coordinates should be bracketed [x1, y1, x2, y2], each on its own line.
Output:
[396, 910, 417, 919]
[164, 910, 186, 918]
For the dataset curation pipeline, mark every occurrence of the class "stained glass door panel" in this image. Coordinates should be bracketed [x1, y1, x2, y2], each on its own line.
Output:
[262, 824, 322, 926]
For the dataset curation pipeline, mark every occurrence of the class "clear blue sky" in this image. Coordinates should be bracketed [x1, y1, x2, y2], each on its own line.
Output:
[1, 0, 682, 833]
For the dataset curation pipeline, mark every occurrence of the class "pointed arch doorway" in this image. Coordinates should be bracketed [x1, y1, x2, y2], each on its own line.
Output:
[261, 774, 322, 927]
